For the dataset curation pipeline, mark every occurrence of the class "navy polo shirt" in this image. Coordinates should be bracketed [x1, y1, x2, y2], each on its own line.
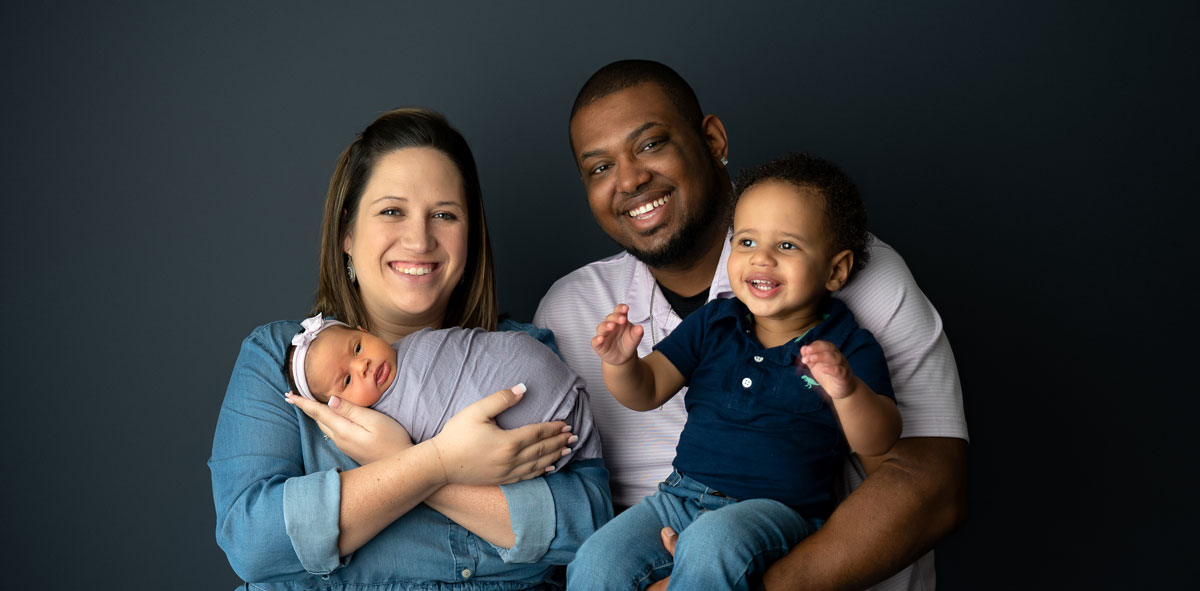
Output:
[654, 296, 894, 518]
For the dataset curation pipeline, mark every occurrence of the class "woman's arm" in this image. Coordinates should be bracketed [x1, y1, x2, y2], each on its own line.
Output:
[209, 322, 337, 579]
[490, 458, 612, 565]
[292, 385, 576, 555]
[424, 484, 516, 548]
[212, 323, 575, 579]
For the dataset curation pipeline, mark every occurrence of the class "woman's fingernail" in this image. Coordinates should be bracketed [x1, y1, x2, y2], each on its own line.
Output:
[328, 396, 341, 409]
[561, 425, 573, 433]
[567, 435, 579, 444]
[512, 383, 527, 396]
[561, 447, 571, 456]
[545, 465, 555, 472]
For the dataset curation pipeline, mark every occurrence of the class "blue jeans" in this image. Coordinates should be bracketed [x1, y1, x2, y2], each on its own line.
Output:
[566, 470, 818, 591]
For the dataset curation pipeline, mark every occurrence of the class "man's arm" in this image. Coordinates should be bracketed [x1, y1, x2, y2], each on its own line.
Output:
[762, 437, 967, 590]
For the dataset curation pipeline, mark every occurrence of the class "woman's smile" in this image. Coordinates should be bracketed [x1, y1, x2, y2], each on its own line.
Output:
[390, 261, 440, 277]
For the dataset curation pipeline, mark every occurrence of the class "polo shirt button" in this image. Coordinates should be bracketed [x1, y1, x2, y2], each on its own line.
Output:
[753, 356, 763, 362]
[742, 377, 752, 388]
[461, 569, 472, 579]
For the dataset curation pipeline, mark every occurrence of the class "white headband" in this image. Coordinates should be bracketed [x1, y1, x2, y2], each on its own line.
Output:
[290, 313, 349, 401]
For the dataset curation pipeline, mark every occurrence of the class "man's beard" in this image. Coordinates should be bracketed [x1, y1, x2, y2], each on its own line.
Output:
[626, 186, 728, 270]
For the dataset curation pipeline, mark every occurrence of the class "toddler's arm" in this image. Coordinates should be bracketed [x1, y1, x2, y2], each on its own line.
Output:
[592, 304, 685, 411]
[800, 340, 901, 456]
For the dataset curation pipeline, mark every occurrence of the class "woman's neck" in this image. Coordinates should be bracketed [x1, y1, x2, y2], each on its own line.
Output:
[365, 304, 447, 343]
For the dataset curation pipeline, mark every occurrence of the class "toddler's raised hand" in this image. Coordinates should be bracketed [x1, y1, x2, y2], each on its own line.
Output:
[592, 303, 644, 366]
[799, 340, 860, 400]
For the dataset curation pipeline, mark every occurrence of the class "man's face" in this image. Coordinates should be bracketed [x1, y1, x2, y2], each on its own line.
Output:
[570, 83, 727, 269]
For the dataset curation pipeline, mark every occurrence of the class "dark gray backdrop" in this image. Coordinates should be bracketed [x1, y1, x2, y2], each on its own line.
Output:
[2, 1, 1195, 588]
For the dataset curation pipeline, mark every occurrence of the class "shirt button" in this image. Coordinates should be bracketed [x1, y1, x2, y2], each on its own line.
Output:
[753, 356, 763, 362]
[461, 569, 472, 579]
[742, 377, 752, 388]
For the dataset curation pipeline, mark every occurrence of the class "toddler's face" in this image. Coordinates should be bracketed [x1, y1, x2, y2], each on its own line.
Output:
[304, 325, 397, 407]
[728, 181, 843, 322]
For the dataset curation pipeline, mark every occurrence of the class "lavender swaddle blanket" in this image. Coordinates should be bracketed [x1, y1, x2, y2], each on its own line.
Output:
[373, 327, 601, 469]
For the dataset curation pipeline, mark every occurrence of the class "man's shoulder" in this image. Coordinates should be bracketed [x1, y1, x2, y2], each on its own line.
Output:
[547, 251, 637, 290]
[836, 235, 923, 311]
[537, 251, 637, 319]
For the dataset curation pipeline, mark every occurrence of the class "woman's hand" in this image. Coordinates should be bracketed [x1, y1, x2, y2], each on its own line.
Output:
[287, 392, 413, 465]
[430, 384, 576, 485]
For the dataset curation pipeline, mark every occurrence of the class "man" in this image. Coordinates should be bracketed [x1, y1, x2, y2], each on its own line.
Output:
[535, 60, 967, 590]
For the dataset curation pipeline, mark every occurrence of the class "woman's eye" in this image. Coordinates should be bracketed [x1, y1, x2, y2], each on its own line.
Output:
[380, 207, 402, 216]
[433, 211, 458, 221]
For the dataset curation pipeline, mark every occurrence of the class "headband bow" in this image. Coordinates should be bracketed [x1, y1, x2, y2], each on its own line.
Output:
[290, 313, 349, 401]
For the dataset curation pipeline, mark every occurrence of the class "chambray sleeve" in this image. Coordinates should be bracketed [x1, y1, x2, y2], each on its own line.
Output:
[208, 322, 344, 579]
[496, 458, 612, 564]
[492, 320, 613, 564]
[498, 318, 563, 359]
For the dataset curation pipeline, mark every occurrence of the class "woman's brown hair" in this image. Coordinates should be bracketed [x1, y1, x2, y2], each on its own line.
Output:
[312, 108, 497, 331]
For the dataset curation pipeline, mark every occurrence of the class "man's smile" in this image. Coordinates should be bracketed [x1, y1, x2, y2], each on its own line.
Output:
[626, 194, 671, 218]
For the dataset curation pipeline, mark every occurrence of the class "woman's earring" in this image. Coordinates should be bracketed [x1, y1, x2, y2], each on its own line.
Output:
[346, 257, 357, 283]
[720, 156, 729, 166]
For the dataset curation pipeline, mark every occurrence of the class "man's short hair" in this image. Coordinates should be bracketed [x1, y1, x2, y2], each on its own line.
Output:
[734, 153, 872, 280]
[570, 60, 704, 131]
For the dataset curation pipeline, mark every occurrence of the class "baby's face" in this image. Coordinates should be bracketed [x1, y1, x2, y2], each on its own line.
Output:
[304, 325, 397, 407]
[728, 181, 841, 322]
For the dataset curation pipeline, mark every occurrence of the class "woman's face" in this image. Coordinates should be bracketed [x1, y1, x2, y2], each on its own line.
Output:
[344, 147, 469, 333]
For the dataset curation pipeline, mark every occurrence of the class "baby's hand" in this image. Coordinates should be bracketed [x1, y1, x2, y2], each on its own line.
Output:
[592, 303, 644, 366]
[798, 340, 859, 400]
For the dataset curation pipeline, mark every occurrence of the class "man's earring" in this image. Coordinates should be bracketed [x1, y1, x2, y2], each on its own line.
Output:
[720, 156, 729, 166]
[346, 256, 357, 283]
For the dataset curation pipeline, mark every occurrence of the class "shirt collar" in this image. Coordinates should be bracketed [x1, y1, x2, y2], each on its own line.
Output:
[729, 297, 850, 364]
[624, 229, 735, 330]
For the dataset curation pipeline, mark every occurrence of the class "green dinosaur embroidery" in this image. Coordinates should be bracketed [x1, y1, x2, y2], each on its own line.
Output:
[801, 375, 820, 389]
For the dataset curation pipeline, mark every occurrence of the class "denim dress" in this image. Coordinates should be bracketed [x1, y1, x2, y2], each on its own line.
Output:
[209, 320, 612, 590]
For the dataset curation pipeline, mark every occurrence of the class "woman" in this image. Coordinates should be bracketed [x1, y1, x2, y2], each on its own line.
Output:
[209, 108, 612, 589]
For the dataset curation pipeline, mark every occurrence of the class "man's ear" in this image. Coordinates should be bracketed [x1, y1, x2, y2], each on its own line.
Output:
[826, 250, 854, 292]
[700, 114, 729, 166]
